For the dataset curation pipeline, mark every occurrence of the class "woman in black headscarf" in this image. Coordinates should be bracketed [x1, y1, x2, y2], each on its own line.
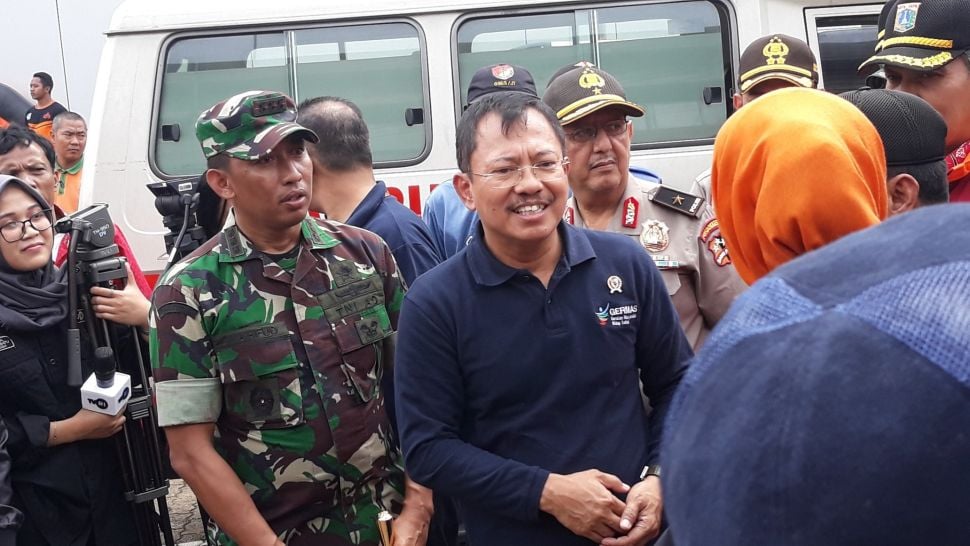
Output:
[0, 175, 137, 545]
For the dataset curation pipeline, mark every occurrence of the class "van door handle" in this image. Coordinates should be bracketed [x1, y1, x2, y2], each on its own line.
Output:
[404, 108, 424, 126]
[702, 87, 723, 105]
[161, 123, 181, 142]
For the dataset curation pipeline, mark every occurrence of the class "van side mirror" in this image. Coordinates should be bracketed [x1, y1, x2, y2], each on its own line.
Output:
[161, 123, 181, 142]
[702, 87, 723, 105]
[404, 108, 424, 127]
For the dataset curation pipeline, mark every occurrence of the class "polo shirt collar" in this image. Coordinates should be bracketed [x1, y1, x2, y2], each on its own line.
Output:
[55, 155, 84, 175]
[467, 222, 596, 287]
[346, 181, 387, 228]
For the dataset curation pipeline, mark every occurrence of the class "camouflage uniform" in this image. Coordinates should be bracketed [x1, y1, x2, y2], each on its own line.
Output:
[150, 90, 405, 546]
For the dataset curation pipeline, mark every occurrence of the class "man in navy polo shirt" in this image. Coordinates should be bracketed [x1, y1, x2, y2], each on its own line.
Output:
[395, 91, 691, 546]
[298, 96, 441, 286]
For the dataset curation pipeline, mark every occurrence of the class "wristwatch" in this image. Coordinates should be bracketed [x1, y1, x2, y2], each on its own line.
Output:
[640, 464, 661, 480]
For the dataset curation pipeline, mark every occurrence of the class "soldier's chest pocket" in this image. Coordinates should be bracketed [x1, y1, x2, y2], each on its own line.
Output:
[212, 322, 304, 429]
[322, 291, 393, 404]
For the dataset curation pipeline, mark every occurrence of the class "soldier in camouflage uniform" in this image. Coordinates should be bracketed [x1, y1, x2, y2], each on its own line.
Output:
[150, 90, 430, 546]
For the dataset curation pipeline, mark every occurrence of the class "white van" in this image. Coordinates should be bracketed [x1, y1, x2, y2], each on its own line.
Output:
[85, 0, 884, 277]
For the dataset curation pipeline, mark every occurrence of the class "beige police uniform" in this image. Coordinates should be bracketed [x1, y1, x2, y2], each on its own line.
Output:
[564, 175, 746, 348]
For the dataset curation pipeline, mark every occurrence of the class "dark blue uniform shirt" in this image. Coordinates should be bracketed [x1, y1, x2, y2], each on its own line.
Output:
[396, 222, 691, 546]
[346, 181, 441, 286]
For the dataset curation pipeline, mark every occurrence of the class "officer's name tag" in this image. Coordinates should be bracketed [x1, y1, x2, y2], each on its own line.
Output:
[651, 255, 680, 269]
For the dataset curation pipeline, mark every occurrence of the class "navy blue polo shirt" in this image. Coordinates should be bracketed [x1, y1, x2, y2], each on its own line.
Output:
[346, 181, 441, 286]
[395, 222, 691, 546]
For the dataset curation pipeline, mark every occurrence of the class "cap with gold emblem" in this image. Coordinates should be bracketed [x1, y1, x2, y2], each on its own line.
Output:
[542, 62, 645, 125]
[860, 0, 970, 74]
[738, 34, 819, 94]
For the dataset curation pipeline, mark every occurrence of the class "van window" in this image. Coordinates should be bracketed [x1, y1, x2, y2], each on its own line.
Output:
[294, 23, 426, 165]
[155, 22, 427, 176]
[157, 33, 289, 176]
[456, 1, 730, 147]
[805, 7, 881, 93]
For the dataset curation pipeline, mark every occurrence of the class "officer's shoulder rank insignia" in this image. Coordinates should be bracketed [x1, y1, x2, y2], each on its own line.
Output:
[650, 186, 704, 218]
[640, 219, 670, 253]
[701, 218, 732, 267]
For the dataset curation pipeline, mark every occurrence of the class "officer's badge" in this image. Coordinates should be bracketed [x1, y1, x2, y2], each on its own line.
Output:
[701, 218, 732, 267]
[578, 66, 606, 95]
[763, 36, 790, 65]
[640, 220, 670, 253]
[894, 3, 920, 33]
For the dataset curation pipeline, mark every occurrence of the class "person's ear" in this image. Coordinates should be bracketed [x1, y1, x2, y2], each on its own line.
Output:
[454, 172, 476, 212]
[206, 167, 235, 201]
[732, 93, 744, 112]
[886, 173, 920, 215]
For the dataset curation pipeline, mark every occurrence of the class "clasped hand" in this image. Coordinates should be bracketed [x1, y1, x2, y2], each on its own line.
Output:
[541, 470, 663, 546]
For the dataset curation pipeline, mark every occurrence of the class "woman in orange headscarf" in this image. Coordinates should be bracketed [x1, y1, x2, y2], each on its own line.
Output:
[712, 87, 889, 285]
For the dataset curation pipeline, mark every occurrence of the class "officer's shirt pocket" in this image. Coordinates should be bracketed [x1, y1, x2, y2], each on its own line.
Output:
[329, 303, 392, 404]
[212, 322, 304, 429]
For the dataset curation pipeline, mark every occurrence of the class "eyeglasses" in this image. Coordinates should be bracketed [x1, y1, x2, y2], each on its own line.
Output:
[564, 120, 629, 143]
[468, 158, 569, 189]
[0, 209, 53, 243]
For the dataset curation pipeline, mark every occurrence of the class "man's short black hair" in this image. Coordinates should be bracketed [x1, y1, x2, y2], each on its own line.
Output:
[888, 161, 949, 205]
[32, 72, 54, 92]
[296, 96, 372, 171]
[206, 153, 230, 172]
[456, 91, 565, 173]
[0, 124, 55, 169]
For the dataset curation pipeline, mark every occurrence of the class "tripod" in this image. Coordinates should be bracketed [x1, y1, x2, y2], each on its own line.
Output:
[60, 207, 175, 546]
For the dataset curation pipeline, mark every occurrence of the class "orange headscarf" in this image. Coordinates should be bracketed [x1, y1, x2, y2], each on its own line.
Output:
[712, 88, 888, 284]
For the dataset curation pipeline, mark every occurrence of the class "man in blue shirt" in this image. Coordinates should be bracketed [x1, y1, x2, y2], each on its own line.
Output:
[396, 91, 691, 546]
[423, 64, 539, 259]
[298, 96, 441, 286]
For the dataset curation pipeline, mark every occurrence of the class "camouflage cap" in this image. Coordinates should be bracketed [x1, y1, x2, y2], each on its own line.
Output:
[196, 90, 319, 160]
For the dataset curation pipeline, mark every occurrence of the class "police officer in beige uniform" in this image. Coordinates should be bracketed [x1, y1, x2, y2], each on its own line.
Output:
[694, 34, 819, 203]
[544, 63, 745, 348]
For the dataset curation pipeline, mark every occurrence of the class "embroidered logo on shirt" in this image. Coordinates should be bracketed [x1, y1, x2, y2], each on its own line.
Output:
[0, 336, 14, 352]
[596, 304, 610, 326]
[701, 218, 732, 267]
[595, 303, 639, 326]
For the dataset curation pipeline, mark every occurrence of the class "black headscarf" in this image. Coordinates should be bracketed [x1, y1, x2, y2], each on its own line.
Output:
[0, 175, 67, 331]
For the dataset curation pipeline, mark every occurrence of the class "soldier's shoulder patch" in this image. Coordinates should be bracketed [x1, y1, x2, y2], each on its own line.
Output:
[649, 186, 705, 218]
[700, 218, 732, 267]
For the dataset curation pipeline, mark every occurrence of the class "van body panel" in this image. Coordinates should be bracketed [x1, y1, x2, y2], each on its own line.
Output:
[90, 0, 879, 276]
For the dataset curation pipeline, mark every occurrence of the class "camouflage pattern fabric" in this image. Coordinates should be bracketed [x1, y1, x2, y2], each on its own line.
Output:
[150, 217, 406, 546]
[195, 90, 319, 160]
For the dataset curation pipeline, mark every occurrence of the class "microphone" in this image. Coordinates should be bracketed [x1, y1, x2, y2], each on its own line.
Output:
[94, 346, 115, 388]
[80, 345, 131, 416]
